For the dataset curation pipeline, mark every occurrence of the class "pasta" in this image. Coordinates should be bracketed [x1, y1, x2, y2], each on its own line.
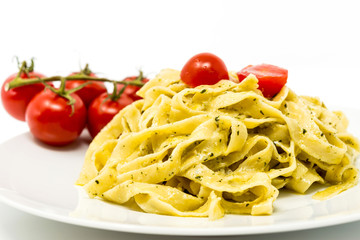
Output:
[76, 69, 359, 220]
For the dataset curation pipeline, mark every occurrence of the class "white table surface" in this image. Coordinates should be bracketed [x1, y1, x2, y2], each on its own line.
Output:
[1, 0, 360, 239]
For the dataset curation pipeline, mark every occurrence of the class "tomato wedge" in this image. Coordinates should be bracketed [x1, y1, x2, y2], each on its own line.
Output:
[237, 64, 288, 98]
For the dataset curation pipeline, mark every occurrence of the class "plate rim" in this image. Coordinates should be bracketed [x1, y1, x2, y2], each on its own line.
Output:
[1, 189, 360, 236]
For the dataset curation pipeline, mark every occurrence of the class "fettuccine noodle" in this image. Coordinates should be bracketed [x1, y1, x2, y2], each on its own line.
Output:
[76, 69, 359, 220]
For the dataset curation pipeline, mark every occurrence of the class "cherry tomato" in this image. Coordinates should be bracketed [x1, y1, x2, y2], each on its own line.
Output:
[25, 90, 87, 146]
[117, 76, 149, 101]
[87, 92, 134, 138]
[237, 64, 288, 98]
[1, 71, 47, 121]
[65, 72, 107, 107]
[180, 53, 229, 87]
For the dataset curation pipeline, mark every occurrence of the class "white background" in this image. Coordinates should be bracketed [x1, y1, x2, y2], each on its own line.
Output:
[1, 0, 360, 239]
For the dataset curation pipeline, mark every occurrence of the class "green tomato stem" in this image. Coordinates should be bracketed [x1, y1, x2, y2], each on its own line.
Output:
[59, 77, 66, 94]
[15, 61, 27, 78]
[80, 63, 92, 76]
[42, 80, 93, 116]
[110, 81, 126, 101]
[5, 74, 145, 91]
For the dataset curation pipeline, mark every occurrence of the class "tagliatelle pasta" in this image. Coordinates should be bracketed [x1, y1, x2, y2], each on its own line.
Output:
[76, 69, 359, 220]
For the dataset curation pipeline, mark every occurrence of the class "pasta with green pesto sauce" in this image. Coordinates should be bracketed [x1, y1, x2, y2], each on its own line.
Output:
[76, 69, 359, 220]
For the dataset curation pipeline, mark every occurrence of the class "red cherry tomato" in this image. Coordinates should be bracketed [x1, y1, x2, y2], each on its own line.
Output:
[180, 53, 229, 87]
[1, 72, 47, 121]
[25, 90, 87, 146]
[87, 92, 134, 138]
[237, 64, 288, 98]
[65, 72, 107, 107]
[117, 76, 149, 101]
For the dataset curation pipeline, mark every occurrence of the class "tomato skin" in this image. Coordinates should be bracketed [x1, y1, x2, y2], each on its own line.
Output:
[1, 72, 47, 121]
[117, 76, 149, 101]
[65, 72, 107, 107]
[237, 64, 288, 98]
[180, 53, 229, 87]
[25, 90, 87, 146]
[87, 92, 134, 138]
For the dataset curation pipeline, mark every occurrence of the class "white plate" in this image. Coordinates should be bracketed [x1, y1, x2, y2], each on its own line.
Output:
[1, 108, 360, 236]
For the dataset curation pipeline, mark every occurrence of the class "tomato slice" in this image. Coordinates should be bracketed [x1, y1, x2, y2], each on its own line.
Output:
[237, 64, 288, 98]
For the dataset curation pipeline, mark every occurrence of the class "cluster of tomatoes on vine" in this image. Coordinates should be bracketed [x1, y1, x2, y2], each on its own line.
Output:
[1, 59, 148, 146]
